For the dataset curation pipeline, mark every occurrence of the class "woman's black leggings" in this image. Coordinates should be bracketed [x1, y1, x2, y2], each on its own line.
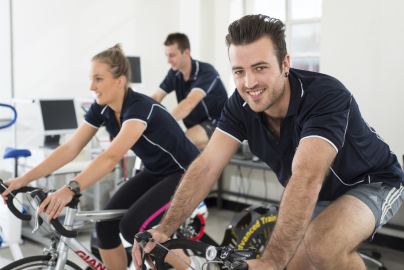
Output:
[96, 170, 182, 249]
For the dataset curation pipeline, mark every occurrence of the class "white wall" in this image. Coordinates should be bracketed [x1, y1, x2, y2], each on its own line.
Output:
[321, 0, 404, 164]
[0, 0, 236, 169]
[5, 0, 238, 103]
[0, 0, 12, 101]
[0, 0, 13, 172]
[6, 0, 184, 148]
[8, 0, 236, 109]
[11, 0, 184, 100]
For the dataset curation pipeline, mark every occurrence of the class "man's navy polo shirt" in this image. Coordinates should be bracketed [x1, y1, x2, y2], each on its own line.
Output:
[217, 68, 404, 201]
[159, 59, 228, 128]
[84, 89, 199, 176]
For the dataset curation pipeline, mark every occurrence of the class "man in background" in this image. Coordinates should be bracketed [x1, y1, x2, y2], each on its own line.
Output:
[151, 33, 228, 150]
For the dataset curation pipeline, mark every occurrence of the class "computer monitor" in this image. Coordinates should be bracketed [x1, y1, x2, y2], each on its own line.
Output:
[127, 56, 142, 83]
[39, 99, 78, 148]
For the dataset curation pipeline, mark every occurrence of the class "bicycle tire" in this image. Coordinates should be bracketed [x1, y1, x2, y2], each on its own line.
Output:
[2, 255, 82, 270]
[222, 205, 277, 256]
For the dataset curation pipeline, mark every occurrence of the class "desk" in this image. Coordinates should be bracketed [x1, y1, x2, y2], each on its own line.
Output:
[21, 147, 91, 173]
[20, 149, 91, 194]
[216, 157, 278, 208]
[19, 148, 111, 208]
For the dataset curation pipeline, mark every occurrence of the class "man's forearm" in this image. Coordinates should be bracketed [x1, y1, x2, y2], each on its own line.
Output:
[171, 100, 194, 121]
[159, 157, 218, 236]
[262, 176, 321, 269]
[151, 90, 165, 103]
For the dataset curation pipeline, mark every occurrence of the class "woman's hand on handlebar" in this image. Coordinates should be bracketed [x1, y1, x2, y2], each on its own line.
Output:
[38, 186, 74, 220]
[132, 228, 170, 269]
[1, 177, 29, 201]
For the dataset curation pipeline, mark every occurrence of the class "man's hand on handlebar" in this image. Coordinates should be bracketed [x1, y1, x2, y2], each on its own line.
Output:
[247, 258, 277, 270]
[38, 186, 74, 220]
[132, 228, 170, 269]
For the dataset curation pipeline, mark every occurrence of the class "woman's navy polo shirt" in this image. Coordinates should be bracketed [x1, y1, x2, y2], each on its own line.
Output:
[159, 59, 228, 128]
[84, 89, 199, 176]
[217, 68, 404, 201]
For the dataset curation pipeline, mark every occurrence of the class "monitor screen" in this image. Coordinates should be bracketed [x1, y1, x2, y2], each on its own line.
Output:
[39, 99, 78, 134]
[127, 56, 142, 83]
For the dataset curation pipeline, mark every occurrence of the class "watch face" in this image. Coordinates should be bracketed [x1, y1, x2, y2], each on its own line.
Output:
[68, 181, 80, 194]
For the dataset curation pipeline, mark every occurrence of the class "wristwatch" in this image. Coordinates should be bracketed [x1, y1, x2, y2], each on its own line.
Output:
[66, 180, 81, 196]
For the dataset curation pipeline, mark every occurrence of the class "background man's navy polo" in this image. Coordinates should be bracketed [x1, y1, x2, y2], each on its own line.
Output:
[160, 59, 228, 128]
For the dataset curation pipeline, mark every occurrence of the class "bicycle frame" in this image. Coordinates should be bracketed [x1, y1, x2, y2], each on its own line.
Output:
[57, 234, 105, 270]
[35, 205, 127, 270]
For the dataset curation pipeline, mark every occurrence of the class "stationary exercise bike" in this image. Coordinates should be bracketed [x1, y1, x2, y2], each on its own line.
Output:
[89, 202, 278, 268]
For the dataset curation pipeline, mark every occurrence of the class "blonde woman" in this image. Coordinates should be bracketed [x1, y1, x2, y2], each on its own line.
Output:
[3, 44, 199, 270]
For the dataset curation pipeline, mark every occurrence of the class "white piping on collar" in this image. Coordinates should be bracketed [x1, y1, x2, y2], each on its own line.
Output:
[298, 78, 304, 97]
[101, 105, 108, 114]
[192, 60, 200, 80]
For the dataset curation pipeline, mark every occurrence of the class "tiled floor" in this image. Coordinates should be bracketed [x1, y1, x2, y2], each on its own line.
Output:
[0, 207, 404, 269]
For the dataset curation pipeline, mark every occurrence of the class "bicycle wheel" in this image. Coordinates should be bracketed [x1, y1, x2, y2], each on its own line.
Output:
[2, 255, 82, 270]
[221, 205, 277, 256]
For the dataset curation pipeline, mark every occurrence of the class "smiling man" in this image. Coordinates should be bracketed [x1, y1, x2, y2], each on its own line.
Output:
[151, 33, 228, 150]
[134, 15, 404, 270]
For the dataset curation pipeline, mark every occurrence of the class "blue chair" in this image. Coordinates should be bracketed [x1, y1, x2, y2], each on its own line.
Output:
[1, 103, 31, 178]
[3, 147, 31, 177]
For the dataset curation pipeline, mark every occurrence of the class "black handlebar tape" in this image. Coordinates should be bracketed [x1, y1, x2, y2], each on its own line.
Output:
[0, 179, 6, 193]
[134, 231, 169, 269]
[155, 239, 213, 269]
[162, 238, 212, 251]
[148, 243, 169, 269]
[49, 218, 78, 238]
[0, 179, 36, 221]
[233, 261, 249, 270]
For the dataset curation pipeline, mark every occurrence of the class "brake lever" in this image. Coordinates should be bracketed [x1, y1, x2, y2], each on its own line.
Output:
[135, 232, 159, 270]
[135, 231, 154, 248]
[32, 209, 44, 233]
[28, 191, 44, 234]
